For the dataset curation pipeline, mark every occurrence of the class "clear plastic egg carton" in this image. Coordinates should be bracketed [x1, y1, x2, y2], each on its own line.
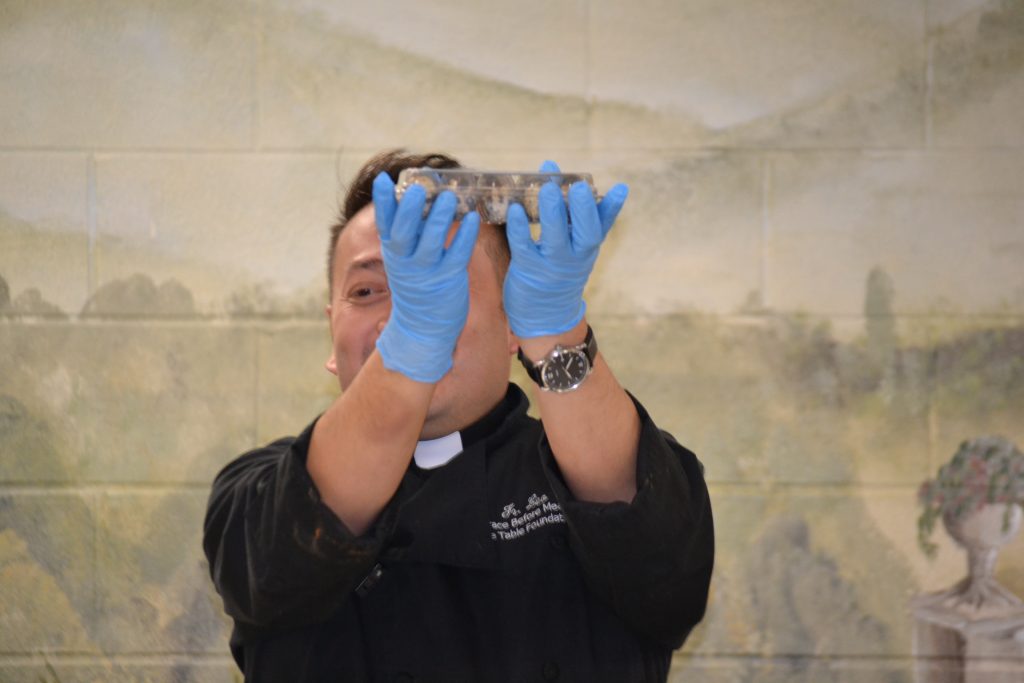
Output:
[394, 168, 598, 224]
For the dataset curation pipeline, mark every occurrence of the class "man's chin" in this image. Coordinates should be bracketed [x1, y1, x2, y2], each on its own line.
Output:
[421, 372, 461, 436]
[425, 373, 453, 411]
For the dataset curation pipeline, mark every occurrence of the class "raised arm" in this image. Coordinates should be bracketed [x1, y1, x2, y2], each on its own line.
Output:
[203, 176, 480, 627]
[504, 162, 637, 502]
[505, 163, 713, 646]
[517, 321, 639, 503]
[308, 176, 479, 535]
[205, 352, 440, 628]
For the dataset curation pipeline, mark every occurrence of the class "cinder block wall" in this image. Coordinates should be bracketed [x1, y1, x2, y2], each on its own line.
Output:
[2, 1, 1022, 681]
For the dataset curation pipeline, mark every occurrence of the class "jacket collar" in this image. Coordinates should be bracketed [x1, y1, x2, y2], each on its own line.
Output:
[384, 384, 530, 570]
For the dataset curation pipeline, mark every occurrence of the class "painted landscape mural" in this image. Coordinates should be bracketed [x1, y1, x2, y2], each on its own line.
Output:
[2, 1, 1023, 681]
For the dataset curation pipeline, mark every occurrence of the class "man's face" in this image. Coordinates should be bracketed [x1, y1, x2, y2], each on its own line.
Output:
[326, 203, 515, 438]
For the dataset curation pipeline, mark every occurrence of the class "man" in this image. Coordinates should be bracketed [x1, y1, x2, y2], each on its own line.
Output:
[203, 150, 714, 682]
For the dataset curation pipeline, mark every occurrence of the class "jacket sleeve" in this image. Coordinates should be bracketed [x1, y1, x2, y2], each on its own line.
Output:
[539, 395, 714, 650]
[202, 419, 397, 629]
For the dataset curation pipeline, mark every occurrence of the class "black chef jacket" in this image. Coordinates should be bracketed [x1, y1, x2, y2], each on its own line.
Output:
[203, 384, 714, 682]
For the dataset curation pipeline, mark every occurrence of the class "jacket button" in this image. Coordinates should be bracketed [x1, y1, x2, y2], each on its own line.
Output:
[549, 535, 566, 550]
[355, 563, 384, 597]
[542, 661, 560, 680]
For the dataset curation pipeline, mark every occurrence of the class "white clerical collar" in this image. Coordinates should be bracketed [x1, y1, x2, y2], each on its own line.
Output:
[413, 431, 464, 470]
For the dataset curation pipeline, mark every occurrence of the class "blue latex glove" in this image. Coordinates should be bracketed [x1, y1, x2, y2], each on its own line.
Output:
[371, 172, 480, 383]
[503, 161, 629, 337]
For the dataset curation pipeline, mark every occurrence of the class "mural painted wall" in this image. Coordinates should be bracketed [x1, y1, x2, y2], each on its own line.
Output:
[2, 0, 1023, 681]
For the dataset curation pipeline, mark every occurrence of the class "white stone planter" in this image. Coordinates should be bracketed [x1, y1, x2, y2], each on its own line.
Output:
[941, 503, 1023, 612]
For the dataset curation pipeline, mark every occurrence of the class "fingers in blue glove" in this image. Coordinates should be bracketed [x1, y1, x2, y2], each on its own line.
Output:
[446, 210, 480, 270]
[537, 181, 570, 254]
[506, 202, 536, 258]
[387, 184, 429, 257]
[597, 183, 629, 238]
[539, 159, 561, 174]
[371, 172, 398, 240]
[413, 191, 458, 265]
[567, 181, 603, 252]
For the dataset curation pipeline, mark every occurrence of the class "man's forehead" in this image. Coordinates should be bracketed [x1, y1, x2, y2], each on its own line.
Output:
[346, 256, 384, 274]
[333, 202, 497, 278]
[334, 206, 382, 272]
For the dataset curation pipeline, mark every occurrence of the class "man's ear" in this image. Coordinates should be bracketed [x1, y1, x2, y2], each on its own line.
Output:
[507, 322, 519, 357]
[325, 304, 339, 375]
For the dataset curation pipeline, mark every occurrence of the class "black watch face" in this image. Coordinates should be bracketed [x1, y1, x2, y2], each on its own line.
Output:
[542, 349, 590, 391]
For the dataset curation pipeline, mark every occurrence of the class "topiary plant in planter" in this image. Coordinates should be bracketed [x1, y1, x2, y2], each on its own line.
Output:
[917, 436, 1024, 610]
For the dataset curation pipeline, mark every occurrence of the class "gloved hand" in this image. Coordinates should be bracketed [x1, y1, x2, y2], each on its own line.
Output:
[503, 161, 629, 338]
[371, 172, 480, 383]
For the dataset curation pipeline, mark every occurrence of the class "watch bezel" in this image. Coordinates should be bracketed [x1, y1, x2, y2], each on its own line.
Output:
[539, 345, 592, 393]
[518, 326, 597, 393]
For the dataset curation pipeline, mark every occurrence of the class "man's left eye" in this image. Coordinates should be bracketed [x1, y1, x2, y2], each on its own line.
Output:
[345, 286, 388, 304]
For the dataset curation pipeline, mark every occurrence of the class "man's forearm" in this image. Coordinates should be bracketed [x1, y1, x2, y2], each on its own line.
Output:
[501, 159, 635, 502]
[308, 351, 434, 536]
[519, 319, 640, 504]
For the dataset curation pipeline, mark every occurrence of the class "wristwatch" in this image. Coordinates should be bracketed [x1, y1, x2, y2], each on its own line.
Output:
[518, 326, 597, 393]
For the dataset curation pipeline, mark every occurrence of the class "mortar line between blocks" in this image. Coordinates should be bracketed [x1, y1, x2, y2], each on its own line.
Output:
[672, 652, 1006, 665]
[0, 652, 965, 666]
[760, 155, 771, 310]
[926, 344, 939, 477]
[925, 31, 934, 149]
[0, 482, 920, 496]
[86, 154, 97, 301]
[253, 326, 261, 446]
[582, 0, 592, 150]
[1, 653, 990, 666]
[2, 314, 1023, 331]
[705, 482, 921, 496]
[252, 0, 264, 151]
[4, 144, 1024, 155]
[0, 653, 239, 665]
[92, 489, 98, 634]
[0, 483, 213, 494]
